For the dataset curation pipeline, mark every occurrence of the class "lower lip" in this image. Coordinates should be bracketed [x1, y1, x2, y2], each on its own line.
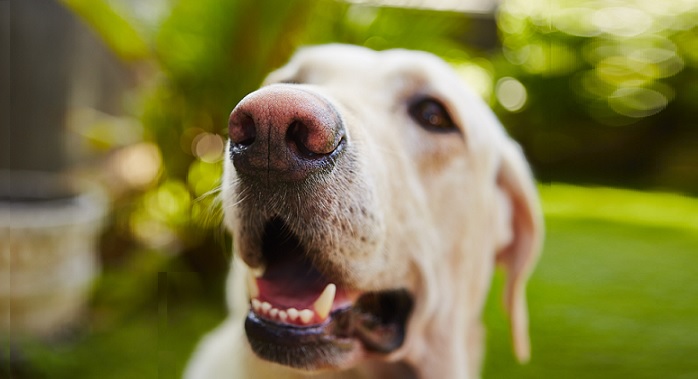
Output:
[244, 309, 359, 369]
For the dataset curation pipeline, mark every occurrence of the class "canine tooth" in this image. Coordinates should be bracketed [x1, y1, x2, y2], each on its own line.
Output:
[299, 309, 314, 324]
[269, 308, 279, 318]
[313, 283, 336, 320]
[246, 271, 259, 299]
[261, 302, 272, 314]
[251, 299, 262, 312]
[278, 310, 288, 322]
[287, 308, 299, 321]
[250, 266, 265, 278]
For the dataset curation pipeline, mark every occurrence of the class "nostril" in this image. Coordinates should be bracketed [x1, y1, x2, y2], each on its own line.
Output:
[229, 113, 257, 147]
[287, 121, 314, 158]
[287, 120, 343, 159]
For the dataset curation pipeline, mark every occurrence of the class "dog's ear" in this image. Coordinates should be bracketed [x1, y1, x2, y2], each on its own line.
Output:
[494, 138, 543, 363]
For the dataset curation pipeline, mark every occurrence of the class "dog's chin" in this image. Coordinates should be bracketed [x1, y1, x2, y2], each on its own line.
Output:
[241, 217, 414, 370]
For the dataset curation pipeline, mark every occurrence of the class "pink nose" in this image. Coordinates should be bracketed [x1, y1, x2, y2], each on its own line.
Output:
[228, 85, 346, 183]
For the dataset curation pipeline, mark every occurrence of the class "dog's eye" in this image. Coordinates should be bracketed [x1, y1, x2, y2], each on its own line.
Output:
[408, 98, 457, 132]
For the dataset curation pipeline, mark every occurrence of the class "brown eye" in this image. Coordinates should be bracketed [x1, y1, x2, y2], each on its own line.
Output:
[408, 98, 457, 132]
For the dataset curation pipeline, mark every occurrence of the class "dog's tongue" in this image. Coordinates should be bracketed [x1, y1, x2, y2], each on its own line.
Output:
[256, 252, 354, 311]
[256, 277, 326, 310]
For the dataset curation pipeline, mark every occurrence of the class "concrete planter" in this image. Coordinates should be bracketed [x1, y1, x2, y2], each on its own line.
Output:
[1, 171, 107, 338]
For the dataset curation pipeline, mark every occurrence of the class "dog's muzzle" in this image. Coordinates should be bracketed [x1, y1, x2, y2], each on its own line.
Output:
[226, 85, 414, 370]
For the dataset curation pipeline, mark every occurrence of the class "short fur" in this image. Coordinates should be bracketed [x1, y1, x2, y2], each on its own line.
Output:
[186, 44, 543, 379]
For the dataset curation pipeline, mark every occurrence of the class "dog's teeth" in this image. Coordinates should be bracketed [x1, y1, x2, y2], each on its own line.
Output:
[251, 299, 262, 313]
[312, 283, 336, 320]
[261, 302, 272, 314]
[299, 309, 314, 324]
[246, 271, 259, 299]
[269, 308, 279, 318]
[278, 310, 288, 322]
[287, 308, 299, 321]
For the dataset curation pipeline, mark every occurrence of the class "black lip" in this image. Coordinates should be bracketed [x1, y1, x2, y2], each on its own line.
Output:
[245, 290, 413, 369]
[245, 308, 357, 370]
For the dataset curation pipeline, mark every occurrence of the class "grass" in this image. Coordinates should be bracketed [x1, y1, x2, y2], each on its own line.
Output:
[483, 218, 698, 379]
[484, 185, 698, 378]
[9, 185, 698, 378]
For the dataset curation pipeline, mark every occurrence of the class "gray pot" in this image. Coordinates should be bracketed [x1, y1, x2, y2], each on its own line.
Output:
[1, 170, 106, 338]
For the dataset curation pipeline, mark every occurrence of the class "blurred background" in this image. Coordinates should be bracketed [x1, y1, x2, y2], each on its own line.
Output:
[2, 0, 697, 378]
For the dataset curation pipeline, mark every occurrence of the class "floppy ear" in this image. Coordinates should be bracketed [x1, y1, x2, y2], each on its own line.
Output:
[494, 138, 544, 363]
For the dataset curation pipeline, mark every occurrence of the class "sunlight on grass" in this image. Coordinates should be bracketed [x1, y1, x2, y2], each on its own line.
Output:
[540, 183, 698, 232]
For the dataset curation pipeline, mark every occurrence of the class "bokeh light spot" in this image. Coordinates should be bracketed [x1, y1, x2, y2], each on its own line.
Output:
[192, 132, 225, 163]
[608, 87, 668, 118]
[112, 142, 161, 188]
[496, 77, 527, 112]
[592, 7, 652, 37]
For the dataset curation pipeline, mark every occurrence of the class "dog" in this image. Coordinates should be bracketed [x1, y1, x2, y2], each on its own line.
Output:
[185, 44, 543, 379]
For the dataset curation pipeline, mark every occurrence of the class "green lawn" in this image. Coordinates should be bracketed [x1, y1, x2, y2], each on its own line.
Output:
[484, 218, 698, 379]
[10, 185, 698, 378]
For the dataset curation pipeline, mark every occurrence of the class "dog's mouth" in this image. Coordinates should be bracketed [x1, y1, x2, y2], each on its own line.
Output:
[243, 217, 413, 370]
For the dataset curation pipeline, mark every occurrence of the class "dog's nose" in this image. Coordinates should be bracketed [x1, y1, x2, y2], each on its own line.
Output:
[228, 85, 345, 182]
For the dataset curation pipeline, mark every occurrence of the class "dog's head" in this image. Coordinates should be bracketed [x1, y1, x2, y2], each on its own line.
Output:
[222, 44, 542, 375]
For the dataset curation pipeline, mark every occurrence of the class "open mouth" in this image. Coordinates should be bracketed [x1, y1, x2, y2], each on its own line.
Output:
[243, 217, 413, 369]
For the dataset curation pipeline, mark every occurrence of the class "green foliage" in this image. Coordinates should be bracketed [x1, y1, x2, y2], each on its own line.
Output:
[497, 0, 698, 122]
[493, 0, 698, 190]
[59, 0, 150, 61]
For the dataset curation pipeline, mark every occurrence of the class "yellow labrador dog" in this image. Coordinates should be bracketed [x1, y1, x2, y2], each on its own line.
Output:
[186, 44, 543, 379]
